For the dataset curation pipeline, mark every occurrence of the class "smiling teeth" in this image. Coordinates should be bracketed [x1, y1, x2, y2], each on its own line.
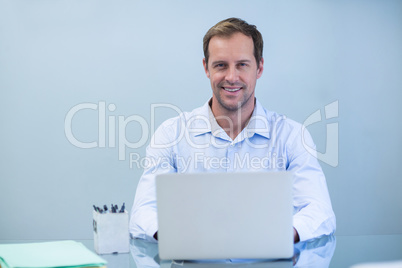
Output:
[224, 87, 241, 92]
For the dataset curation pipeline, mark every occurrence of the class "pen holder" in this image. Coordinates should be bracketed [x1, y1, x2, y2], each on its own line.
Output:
[93, 210, 129, 254]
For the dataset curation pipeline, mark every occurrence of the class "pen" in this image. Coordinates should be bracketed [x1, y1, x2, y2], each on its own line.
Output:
[111, 204, 115, 213]
[93, 203, 125, 213]
[119, 203, 125, 213]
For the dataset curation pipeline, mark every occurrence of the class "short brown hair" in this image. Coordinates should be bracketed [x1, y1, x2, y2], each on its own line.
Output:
[203, 17, 264, 68]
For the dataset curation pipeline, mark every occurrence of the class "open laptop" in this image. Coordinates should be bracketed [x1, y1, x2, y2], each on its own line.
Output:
[155, 172, 294, 260]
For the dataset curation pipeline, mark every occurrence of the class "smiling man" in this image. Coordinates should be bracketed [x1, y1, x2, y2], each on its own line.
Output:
[130, 18, 336, 244]
[204, 31, 263, 140]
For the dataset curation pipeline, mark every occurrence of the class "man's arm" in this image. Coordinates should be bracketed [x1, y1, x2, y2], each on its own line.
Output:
[129, 119, 178, 242]
[288, 127, 336, 242]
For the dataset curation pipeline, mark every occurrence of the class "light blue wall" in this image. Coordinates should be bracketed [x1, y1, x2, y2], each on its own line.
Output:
[1, 0, 401, 240]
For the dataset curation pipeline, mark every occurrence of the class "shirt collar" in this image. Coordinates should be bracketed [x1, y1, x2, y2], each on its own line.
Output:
[207, 99, 231, 140]
[193, 98, 271, 140]
[246, 99, 271, 139]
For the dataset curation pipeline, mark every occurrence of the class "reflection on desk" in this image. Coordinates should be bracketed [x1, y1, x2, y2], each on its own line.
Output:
[2, 234, 400, 268]
[294, 235, 336, 267]
[130, 235, 336, 268]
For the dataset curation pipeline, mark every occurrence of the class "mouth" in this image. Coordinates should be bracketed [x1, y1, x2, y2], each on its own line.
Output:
[222, 87, 242, 92]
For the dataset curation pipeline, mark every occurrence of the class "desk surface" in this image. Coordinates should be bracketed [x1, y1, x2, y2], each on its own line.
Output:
[1, 235, 401, 268]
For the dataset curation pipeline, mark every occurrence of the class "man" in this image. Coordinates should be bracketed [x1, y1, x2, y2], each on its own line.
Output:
[130, 17, 336, 243]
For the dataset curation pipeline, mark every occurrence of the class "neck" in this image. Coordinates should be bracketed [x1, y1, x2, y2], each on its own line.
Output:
[210, 98, 255, 140]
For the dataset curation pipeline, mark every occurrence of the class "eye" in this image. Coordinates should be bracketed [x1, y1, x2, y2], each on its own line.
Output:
[213, 63, 227, 70]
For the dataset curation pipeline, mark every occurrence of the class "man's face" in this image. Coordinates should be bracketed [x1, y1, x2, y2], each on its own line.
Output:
[203, 32, 263, 113]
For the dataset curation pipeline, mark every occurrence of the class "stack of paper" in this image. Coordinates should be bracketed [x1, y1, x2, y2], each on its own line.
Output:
[0, 240, 107, 268]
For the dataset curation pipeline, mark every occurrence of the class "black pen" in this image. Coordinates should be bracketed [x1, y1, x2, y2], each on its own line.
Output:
[111, 204, 115, 213]
[119, 203, 125, 213]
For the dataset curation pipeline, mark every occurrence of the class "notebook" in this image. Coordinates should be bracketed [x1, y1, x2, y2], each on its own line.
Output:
[156, 172, 294, 260]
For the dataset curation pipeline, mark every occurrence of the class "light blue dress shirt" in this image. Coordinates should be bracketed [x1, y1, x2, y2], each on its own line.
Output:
[130, 99, 336, 242]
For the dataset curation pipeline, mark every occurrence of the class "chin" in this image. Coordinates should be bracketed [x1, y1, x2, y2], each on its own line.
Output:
[220, 102, 242, 112]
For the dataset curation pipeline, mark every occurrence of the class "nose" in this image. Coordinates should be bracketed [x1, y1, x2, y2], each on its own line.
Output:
[225, 66, 239, 84]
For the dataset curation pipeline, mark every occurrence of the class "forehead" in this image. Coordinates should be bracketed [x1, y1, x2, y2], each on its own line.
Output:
[208, 32, 254, 61]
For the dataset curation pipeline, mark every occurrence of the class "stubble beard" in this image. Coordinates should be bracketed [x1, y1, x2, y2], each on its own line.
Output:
[215, 83, 253, 113]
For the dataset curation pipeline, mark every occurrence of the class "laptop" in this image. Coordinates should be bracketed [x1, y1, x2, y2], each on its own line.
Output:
[155, 172, 294, 260]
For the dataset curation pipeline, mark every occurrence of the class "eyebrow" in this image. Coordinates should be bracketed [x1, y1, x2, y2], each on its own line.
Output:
[211, 59, 252, 65]
[211, 60, 226, 66]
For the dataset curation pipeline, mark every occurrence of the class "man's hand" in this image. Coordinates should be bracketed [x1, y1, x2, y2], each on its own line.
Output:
[153, 231, 158, 240]
[293, 228, 300, 243]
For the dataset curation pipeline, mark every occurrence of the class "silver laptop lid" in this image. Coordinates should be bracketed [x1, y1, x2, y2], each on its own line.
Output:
[156, 172, 293, 260]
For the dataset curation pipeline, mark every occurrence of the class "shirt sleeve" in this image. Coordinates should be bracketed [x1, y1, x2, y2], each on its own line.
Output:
[129, 120, 177, 242]
[287, 127, 336, 242]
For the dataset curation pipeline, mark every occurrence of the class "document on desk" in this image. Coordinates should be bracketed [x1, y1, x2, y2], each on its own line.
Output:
[0, 240, 107, 268]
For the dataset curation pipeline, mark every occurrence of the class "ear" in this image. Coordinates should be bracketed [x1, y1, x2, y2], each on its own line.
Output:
[203, 58, 210, 78]
[256, 57, 264, 79]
